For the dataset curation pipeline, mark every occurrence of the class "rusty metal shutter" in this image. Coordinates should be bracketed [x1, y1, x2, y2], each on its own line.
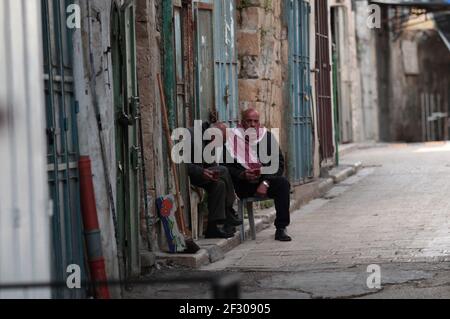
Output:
[315, 0, 335, 161]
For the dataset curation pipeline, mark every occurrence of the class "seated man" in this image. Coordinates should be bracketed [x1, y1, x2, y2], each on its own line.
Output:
[225, 108, 292, 241]
[186, 120, 242, 239]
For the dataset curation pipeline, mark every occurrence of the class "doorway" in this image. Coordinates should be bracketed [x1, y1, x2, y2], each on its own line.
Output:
[111, 1, 140, 279]
[315, 0, 334, 162]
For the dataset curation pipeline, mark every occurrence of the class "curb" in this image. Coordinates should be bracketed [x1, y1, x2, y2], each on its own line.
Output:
[153, 249, 210, 268]
[154, 161, 363, 269]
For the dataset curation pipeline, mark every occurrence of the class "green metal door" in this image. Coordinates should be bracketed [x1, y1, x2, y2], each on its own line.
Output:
[111, 1, 140, 279]
[288, 0, 314, 183]
[41, 0, 86, 298]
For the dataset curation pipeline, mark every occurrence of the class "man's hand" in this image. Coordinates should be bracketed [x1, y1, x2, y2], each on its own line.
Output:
[256, 181, 269, 198]
[203, 169, 219, 182]
[240, 169, 260, 182]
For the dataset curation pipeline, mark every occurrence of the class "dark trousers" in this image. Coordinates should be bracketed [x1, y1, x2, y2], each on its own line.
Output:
[191, 166, 236, 223]
[234, 176, 291, 229]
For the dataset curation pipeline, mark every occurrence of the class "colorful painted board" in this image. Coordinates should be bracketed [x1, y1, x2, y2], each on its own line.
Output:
[156, 195, 186, 253]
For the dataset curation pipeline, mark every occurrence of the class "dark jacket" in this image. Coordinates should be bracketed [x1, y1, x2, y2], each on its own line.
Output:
[186, 122, 215, 184]
[225, 131, 285, 184]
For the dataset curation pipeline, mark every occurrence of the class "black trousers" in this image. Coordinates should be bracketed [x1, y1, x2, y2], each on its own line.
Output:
[190, 166, 236, 223]
[234, 176, 291, 229]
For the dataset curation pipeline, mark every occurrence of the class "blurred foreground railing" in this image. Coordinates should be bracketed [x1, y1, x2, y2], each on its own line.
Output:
[0, 273, 242, 299]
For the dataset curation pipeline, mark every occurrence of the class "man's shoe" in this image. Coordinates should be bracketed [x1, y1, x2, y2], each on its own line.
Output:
[223, 224, 237, 235]
[275, 228, 292, 242]
[205, 227, 234, 239]
[226, 208, 243, 226]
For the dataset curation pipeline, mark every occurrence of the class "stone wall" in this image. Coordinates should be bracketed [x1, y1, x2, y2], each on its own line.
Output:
[387, 29, 450, 142]
[236, 0, 288, 148]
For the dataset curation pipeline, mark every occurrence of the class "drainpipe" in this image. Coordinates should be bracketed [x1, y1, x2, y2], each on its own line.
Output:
[162, 0, 176, 130]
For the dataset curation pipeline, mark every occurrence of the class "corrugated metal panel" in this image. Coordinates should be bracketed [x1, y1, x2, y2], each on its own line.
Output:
[0, 0, 52, 299]
[289, 0, 314, 183]
[315, 0, 335, 161]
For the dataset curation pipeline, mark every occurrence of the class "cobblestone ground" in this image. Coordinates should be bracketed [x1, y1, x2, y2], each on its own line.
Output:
[126, 142, 450, 299]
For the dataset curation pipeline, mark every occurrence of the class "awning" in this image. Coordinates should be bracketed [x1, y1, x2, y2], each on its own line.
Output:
[434, 12, 450, 51]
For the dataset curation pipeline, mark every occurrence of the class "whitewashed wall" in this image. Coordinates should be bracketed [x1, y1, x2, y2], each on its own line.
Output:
[72, 0, 121, 298]
[330, 0, 363, 143]
[0, 0, 52, 299]
[355, 0, 380, 142]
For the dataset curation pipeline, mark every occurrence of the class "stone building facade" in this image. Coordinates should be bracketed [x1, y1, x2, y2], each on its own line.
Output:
[237, 1, 287, 139]
[376, 8, 450, 142]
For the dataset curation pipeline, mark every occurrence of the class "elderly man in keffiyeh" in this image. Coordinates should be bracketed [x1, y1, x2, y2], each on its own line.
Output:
[225, 108, 292, 242]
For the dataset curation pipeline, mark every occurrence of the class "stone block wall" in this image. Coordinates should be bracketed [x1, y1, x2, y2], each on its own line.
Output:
[236, 0, 289, 147]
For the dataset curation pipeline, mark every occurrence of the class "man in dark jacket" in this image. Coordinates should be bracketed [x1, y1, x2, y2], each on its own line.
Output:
[186, 121, 242, 239]
[225, 108, 292, 241]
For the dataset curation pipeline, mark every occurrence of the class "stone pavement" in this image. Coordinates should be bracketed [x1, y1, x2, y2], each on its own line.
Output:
[126, 142, 450, 299]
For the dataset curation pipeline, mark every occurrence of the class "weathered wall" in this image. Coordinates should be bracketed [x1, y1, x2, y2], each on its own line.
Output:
[73, 0, 121, 297]
[135, 0, 165, 252]
[387, 28, 450, 142]
[330, 0, 363, 144]
[375, 5, 391, 142]
[236, 0, 323, 179]
[355, 0, 380, 142]
[236, 0, 287, 146]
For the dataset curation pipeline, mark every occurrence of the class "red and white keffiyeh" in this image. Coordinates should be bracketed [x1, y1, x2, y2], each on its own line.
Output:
[225, 125, 267, 170]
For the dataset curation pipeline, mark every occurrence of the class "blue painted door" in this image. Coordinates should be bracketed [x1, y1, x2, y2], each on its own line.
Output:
[214, 0, 239, 126]
[288, 0, 314, 183]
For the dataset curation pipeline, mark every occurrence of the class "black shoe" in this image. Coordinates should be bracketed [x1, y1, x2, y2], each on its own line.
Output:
[226, 208, 243, 226]
[205, 227, 235, 239]
[275, 228, 292, 242]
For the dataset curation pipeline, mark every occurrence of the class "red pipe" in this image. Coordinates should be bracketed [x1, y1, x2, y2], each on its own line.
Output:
[79, 156, 111, 299]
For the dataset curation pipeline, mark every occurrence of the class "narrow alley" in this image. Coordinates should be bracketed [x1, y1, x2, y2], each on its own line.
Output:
[126, 142, 450, 299]
[1, 0, 449, 301]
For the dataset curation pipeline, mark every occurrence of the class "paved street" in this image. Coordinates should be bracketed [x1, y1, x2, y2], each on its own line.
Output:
[127, 142, 450, 299]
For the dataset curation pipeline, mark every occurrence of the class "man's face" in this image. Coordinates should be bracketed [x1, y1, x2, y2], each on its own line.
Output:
[242, 111, 260, 130]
